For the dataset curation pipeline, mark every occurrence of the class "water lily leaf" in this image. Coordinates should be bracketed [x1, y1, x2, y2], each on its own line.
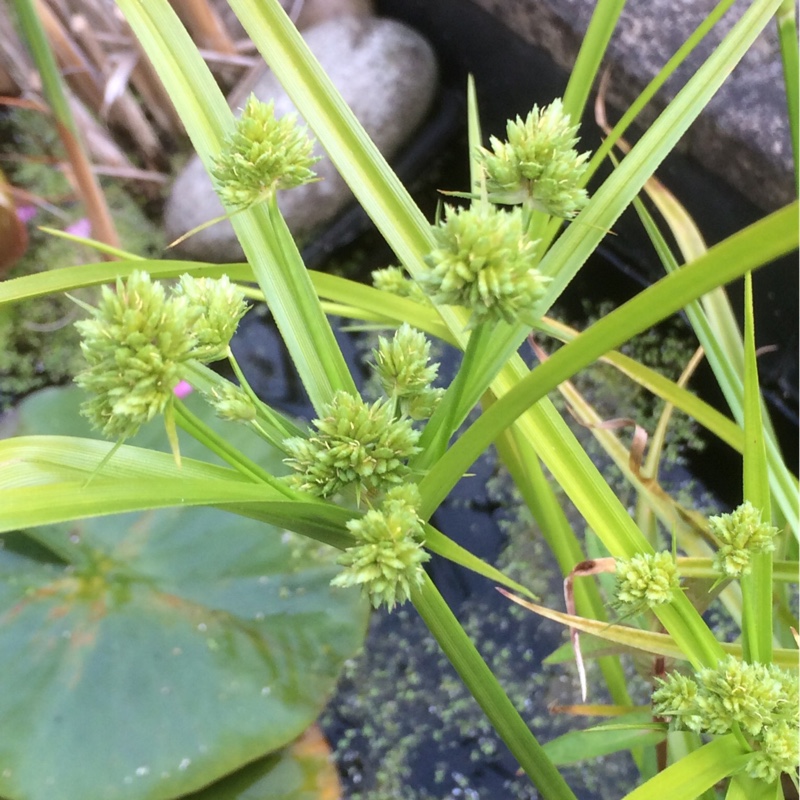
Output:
[186, 726, 341, 800]
[0, 387, 368, 800]
[7, 384, 272, 465]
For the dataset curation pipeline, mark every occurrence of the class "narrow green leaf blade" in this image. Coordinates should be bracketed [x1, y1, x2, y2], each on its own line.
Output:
[621, 736, 750, 800]
[741, 272, 773, 663]
[543, 713, 666, 767]
[115, 0, 354, 412]
[538, 0, 783, 308]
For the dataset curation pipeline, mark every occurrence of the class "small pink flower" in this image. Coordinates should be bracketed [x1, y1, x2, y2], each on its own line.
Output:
[16, 205, 37, 224]
[66, 218, 91, 238]
[173, 380, 193, 399]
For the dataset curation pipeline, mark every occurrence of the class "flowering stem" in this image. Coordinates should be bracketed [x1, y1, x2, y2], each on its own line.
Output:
[411, 572, 577, 800]
[173, 400, 294, 496]
[181, 360, 303, 450]
[730, 722, 752, 754]
[225, 348, 298, 447]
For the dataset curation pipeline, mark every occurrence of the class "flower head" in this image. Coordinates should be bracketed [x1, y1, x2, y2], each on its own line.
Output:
[709, 501, 779, 578]
[373, 324, 443, 420]
[372, 266, 428, 304]
[173, 274, 248, 362]
[421, 204, 547, 328]
[654, 657, 799, 784]
[204, 382, 256, 423]
[479, 98, 590, 218]
[331, 484, 428, 610]
[695, 657, 785, 736]
[652, 671, 701, 728]
[74, 271, 247, 440]
[211, 95, 319, 209]
[747, 720, 799, 784]
[75, 271, 197, 438]
[614, 551, 680, 615]
[283, 391, 420, 500]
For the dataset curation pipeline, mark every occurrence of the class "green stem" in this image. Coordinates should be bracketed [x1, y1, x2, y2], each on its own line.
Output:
[411, 573, 577, 800]
[173, 400, 295, 497]
[493, 426, 633, 706]
[776, 0, 799, 192]
[181, 360, 304, 449]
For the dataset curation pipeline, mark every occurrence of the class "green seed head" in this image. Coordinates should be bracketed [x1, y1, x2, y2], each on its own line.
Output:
[204, 382, 256, 424]
[332, 485, 428, 610]
[613, 551, 680, 614]
[283, 391, 421, 500]
[422, 204, 548, 328]
[211, 95, 319, 209]
[709, 501, 779, 578]
[654, 657, 799, 784]
[74, 270, 247, 440]
[373, 323, 443, 420]
[695, 657, 785, 737]
[479, 98, 590, 218]
[174, 274, 248, 362]
[372, 266, 429, 304]
[75, 271, 197, 438]
[747, 720, 799, 784]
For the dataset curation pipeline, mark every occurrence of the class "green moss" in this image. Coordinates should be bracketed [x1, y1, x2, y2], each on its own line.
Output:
[0, 106, 164, 408]
[0, 227, 88, 407]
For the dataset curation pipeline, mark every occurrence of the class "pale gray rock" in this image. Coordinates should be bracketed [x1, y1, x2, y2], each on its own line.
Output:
[469, 0, 792, 210]
[215, 0, 374, 39]
[164, 14, 438, 262]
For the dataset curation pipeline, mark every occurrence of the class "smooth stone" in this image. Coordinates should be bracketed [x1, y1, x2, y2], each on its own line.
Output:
[465, 0, 792, 210]
[216, 0, 374, 38]
[164, 14, 438, 262]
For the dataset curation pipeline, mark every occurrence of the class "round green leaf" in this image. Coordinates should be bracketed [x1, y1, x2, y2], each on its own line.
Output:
[0, 388, 368, 800]
[184, 726, 341, 800]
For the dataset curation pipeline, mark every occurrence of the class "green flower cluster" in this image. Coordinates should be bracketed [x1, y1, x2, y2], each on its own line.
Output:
[332, 484, 429, 610]
[204, 383, 256, 424]
[422, 204, 548, 328]
[613, 551, 680, 615]
[478, 98, 590, 218]
[283, 391, 421, 501]
[172, 274, 249, 362]
[709, 501, 779, 578]
[653, 657, 799, 784]
[75, 271, 247, 439]
[371, 266, 428, 304]
[211, 94, 319, 210]
[372, 323, 443, 419]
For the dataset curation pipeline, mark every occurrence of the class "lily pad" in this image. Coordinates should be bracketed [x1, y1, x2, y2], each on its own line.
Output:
[0, 387, 368, 800]
[185, 726, 341, 800]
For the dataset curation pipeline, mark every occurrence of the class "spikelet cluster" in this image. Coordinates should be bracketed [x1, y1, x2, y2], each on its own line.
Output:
[332, 484, 429, 610]
[479, 98, 590, 218]
[75, 271, 247, 439]
[421, 204, 547, 328]
[653, 657, 799, 784]
[372, 323, 443, 419]
[613, 551, 680, 615]
[371, 266, 428, 304]
[211, 95, 319, 209]
[709, 501, 779, 578]
[283, 391, 421, 500]
[204, 383, 256, 424]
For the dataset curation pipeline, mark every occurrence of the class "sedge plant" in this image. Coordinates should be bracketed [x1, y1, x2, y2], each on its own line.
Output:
[0, 0, 798, 798]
